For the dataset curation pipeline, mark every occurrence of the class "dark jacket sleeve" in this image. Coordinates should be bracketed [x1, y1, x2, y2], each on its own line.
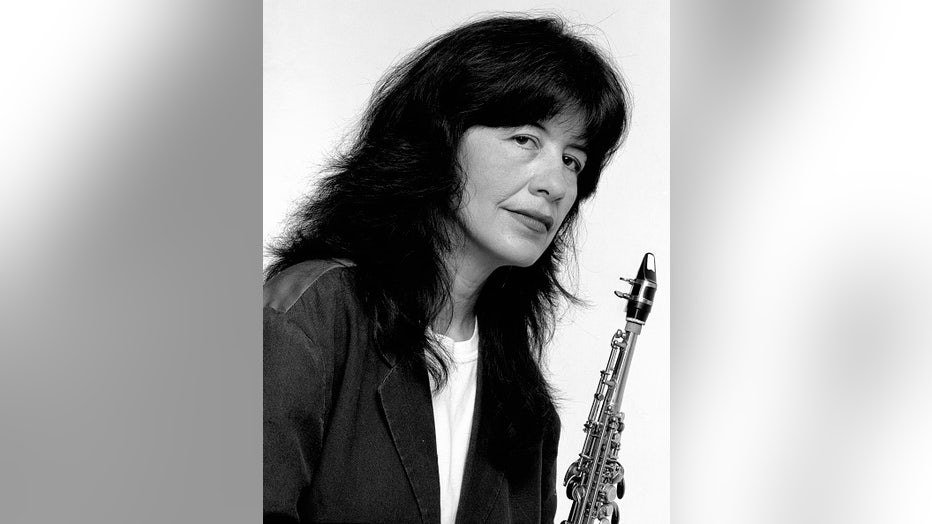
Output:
[263, 305, 335, 523]
[541, 415, 562, 523]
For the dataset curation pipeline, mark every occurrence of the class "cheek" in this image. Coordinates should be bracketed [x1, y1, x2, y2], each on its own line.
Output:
[554, 193, 578, 230]
[466, 168, 513, 205]
[567, 180, 579, 203]
[562, 184, 579, 213]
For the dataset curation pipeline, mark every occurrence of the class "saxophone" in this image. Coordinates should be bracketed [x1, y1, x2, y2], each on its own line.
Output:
[561, 253, 657, 524]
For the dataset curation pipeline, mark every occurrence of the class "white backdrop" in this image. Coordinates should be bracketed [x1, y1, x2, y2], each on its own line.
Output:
[263, 1, 669, 521]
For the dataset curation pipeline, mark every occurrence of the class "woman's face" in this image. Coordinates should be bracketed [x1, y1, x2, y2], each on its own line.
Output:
[455, 111, 587, 270]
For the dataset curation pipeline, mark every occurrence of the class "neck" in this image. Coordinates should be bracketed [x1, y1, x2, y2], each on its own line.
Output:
[433, 241, 500, 342]
[432, 269, 483, 342]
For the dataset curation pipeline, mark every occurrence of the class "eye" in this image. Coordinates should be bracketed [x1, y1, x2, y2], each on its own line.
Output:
[512, 135, 539, 148]
[563, 154, 584, 174]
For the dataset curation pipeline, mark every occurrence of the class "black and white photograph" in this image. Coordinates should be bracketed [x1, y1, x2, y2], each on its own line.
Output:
[8, 2, 932, 523]
[264, 2, 669, 522]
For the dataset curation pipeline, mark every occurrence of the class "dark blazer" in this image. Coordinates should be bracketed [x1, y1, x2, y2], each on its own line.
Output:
[263, 260, 560, 524]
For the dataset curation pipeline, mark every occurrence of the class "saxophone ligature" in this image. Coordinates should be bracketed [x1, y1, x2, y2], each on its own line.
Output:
[562, 253, 657, 524]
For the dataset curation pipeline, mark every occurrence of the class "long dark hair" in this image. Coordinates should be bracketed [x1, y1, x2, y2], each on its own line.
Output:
[266, 14, 629, 466]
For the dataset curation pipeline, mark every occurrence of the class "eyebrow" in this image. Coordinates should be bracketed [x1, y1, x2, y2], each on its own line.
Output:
[530, 122, 589, 155]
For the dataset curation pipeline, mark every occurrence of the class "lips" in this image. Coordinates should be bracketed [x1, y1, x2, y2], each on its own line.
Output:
[508, 209, 553, 233]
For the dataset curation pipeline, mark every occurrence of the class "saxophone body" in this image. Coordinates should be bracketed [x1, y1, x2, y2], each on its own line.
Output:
[562, 253, 657, 524]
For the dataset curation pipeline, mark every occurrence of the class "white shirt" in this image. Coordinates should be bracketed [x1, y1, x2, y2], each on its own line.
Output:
[428, 320, 479, 524]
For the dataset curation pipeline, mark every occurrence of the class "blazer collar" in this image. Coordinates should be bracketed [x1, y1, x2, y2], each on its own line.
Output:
[377, 344, 506, 524]
[454, 348, 505, 524]
[377, 358, 441, 524]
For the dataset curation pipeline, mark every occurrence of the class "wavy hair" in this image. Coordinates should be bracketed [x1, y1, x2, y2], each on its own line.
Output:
[266, 14, 629, 466]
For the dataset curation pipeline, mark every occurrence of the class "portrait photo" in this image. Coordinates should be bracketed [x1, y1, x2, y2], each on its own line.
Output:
[264, 2, 669, 522]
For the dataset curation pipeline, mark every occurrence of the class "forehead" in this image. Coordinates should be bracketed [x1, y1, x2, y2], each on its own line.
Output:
[548, 109, 586, 133]
[541, 110, 588, 149]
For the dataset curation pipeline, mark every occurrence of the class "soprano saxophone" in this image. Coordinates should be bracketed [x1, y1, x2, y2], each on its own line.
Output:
[561, 253, 657, 524]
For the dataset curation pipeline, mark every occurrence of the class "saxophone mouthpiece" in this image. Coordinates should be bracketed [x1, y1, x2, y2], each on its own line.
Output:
[637, 252, 657, 284]
[615, 252, 657, 324]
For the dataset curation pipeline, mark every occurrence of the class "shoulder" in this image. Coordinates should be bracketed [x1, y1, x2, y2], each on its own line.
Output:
[263, 259, 366, 388]
[263, 258, 356, 314]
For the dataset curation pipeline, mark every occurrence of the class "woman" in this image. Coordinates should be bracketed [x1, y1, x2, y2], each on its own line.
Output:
[264, 14, 629, 524]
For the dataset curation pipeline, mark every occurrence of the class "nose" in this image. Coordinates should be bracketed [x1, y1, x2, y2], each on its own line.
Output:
[528, 148, 571, 202]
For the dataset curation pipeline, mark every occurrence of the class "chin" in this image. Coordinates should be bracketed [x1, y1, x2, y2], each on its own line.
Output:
[505, 257, 538, 269]
[496, 243, 548, 268]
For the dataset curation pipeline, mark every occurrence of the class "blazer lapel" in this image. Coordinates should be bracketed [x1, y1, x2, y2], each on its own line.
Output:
[454, 350, 505, 524]
[378, 359, 442, 524]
